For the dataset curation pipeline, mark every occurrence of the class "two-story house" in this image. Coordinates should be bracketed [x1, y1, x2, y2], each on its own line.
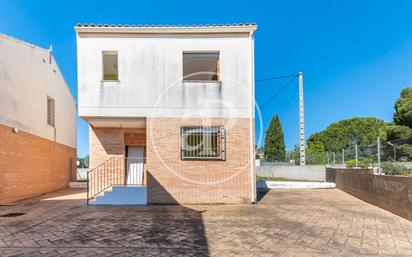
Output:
[75, 23, 256, 205]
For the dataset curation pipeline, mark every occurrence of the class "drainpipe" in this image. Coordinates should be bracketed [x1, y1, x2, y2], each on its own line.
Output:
[49, 45, 57, 141]
[249, 30, 256, 203]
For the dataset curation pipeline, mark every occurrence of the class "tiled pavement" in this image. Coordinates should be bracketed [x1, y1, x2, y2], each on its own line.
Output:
[0, 188, 411, 256]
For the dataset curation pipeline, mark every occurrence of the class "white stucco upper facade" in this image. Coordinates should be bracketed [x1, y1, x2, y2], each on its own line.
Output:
[76, 25, 256, 120]
[0, 34, 77, 148]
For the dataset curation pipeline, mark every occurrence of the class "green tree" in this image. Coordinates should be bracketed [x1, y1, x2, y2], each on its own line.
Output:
[285, 145, 300, 164]
[304, 87, 412, 163]
[77, 155, 89, 168]
[84, 154, 89, 168]
[264, 114, 286, 161]
[385, 123, 412, 141]
[394, 87, 412, 128]
[384, 124, 412, 160]
[307, 117, 386, 152]
[307, 139, 326, 164]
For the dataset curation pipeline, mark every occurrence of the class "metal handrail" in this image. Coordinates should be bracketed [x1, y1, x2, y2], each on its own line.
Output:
[86, 157, 146, 205]
[87, 157, 115, 174]
[86, 157, 114, 205]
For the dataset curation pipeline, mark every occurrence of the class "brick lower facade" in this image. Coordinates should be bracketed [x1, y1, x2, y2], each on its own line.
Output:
[147, 118, 254, 204]
[89, 117, 255, 204]
[0, 124, 76, 204]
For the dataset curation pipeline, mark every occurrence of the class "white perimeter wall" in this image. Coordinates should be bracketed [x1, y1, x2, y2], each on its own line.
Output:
[256, 165, 326, 181]
[76, 33, 254, 118]
[0, 34, 76, 148]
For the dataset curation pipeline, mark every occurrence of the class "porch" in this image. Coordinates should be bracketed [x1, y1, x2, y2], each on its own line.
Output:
[84, 117, 148, 205]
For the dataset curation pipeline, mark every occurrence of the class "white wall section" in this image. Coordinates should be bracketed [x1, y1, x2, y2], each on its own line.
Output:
[76, 30, 255, 119]
[0, 34, 76, 148]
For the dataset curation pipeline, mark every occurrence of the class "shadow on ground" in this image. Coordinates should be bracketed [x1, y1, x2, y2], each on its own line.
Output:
[256, 188, 270, 202]
[0, 186, 210, 256]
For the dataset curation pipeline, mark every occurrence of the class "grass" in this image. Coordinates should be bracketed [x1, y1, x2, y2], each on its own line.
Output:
[256, 176, 323, 182]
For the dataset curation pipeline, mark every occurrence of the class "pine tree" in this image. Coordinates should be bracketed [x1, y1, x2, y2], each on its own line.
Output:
[394, 87, 412, 128]
[264, 114, 286, 161]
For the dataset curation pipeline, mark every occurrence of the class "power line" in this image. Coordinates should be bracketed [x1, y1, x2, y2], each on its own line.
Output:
[256, 74, 298, 83]
[259, 75, 298, 110]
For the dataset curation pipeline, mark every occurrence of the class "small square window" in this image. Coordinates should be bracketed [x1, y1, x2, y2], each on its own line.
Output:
[181, 126, 225, 160]
[102, 51, 118, 80]
[47, 96, 55, 127]
[183, 52, 219, 81]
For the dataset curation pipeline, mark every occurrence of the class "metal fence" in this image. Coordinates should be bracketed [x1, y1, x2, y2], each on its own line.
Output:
[259, 136, 412, 176]
[321, 137, 412, 175]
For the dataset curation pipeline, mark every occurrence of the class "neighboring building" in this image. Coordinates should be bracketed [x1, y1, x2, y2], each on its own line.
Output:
[76, 23, 256, 204]
[0, 34, 77, 204]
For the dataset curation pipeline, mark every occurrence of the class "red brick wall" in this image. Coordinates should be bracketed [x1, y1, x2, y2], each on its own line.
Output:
[89, 119, 254, 204]
[89, 127, 125, 169]
[146, 117, 254, 204]
[0, 124, 76, 204]
[124, 132, 146, 146]
[329, 168, 412, 221]
[89, 127, 146, 169]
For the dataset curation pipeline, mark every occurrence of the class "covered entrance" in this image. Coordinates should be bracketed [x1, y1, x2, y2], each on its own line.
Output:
[84, 117, 148, 205]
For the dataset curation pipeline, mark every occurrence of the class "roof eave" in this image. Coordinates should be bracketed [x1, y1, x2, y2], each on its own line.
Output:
[74, 25, 257, 34]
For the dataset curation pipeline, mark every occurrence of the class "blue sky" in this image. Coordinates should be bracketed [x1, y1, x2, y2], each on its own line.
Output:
[1, 0, 412, 157]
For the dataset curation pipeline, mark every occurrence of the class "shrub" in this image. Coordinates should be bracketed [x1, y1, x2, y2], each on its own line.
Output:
[381, 162, 411, 176]
[346, 159, 370, 168]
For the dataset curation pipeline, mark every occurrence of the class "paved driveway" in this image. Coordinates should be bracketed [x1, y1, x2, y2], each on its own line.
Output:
[0, 188, 411, 256]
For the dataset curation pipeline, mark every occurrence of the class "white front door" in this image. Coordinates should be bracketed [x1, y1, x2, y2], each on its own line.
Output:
[126, 146, 144, 185]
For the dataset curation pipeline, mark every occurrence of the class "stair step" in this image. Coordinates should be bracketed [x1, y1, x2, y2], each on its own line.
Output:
[89, 186, 147, 205]
[111, 185, 145, 192]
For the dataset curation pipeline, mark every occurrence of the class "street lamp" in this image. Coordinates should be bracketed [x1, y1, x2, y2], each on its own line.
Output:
[387, 141, 396, 162]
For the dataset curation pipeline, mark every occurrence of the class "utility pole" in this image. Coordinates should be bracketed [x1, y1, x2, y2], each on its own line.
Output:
[377, 136, 381, 175]
[298, 72, 305, 165]
[342, 148, 345, 165]
[333, 152, 336, 165]
[355, 144, 358, 168]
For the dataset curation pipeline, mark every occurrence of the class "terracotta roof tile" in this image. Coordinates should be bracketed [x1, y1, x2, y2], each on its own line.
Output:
[75, 22, 256, 28]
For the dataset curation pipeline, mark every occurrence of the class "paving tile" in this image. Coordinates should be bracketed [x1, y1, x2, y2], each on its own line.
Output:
[0, 188, 411, 256]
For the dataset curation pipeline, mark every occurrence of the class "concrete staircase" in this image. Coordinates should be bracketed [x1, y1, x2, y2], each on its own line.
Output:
[89, 185, 147, 205]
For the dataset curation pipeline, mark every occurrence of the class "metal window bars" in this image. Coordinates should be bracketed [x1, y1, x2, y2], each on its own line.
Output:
[181, 126, 226, 160]
[47, 97, 55, 126]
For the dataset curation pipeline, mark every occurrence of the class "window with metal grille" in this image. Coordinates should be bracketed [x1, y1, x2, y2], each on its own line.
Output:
[181, 126, 226, 160]
[47, 96, 55, 126]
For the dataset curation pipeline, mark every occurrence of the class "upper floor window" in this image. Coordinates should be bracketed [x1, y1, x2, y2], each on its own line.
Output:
[102, 51, 118, 80]
[181, 126, 225, 160]
[183, 52, 219, 81]
[47, 96, 55, 127]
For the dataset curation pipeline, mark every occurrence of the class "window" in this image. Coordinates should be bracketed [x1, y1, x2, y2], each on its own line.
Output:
[183, 52, 219, 81]
[102, 51, 118, 80]
[181, 126, 225, 160]
[47, 96, 55, 126]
